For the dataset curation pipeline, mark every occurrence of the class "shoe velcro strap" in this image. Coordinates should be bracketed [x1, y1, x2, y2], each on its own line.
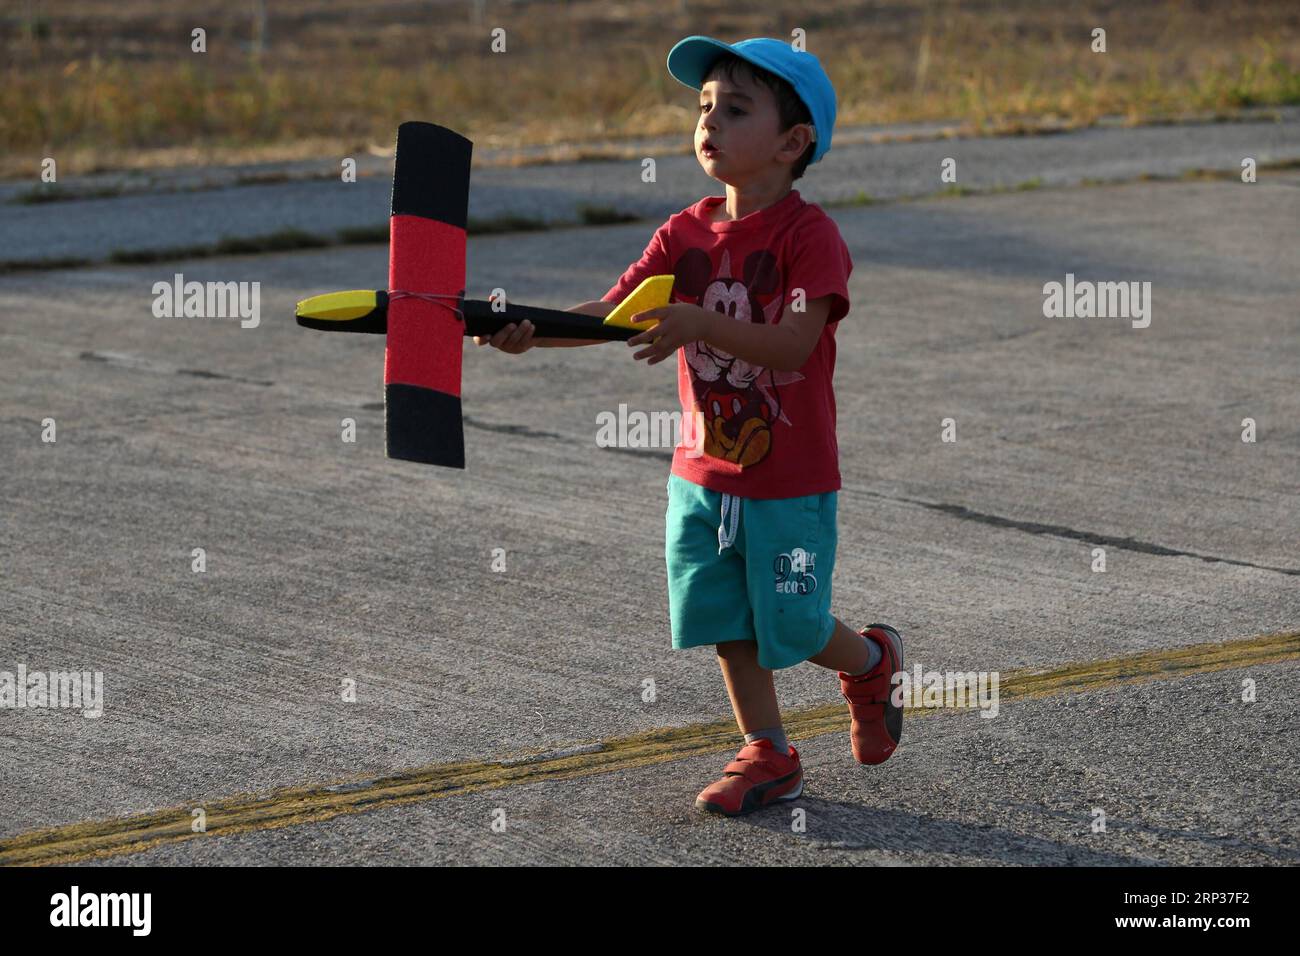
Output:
[843, 672, 889, 699]
[723, 758, 783, 783]
[845, 701, 885, 720]
[723, 760, 759, 781]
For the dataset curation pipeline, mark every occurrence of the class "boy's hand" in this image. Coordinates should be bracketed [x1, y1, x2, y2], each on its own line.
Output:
[627, 304, 711, 365]
[474, 320, 535, 353]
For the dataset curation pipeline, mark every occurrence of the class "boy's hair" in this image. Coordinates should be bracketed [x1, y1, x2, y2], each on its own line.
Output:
[704, 53, 815, 180]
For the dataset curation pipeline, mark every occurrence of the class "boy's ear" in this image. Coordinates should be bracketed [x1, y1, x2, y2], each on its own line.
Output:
[778, 123, 815, 164]
[780, 123, 811, 158]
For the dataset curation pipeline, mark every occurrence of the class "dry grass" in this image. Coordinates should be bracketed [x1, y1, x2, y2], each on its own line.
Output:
[2, 0, 1298, 177]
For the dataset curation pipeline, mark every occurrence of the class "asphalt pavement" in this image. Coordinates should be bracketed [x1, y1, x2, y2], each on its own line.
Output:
[1, 118, 1297, 865]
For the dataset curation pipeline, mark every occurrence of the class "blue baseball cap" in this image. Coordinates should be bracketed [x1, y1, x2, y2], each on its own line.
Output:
[666, 36, 837, 165]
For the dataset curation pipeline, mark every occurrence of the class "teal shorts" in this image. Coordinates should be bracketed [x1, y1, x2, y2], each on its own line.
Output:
[664, 474, 838, 670]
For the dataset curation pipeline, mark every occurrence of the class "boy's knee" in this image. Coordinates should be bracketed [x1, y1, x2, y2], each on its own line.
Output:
[716, 639, 758, 660]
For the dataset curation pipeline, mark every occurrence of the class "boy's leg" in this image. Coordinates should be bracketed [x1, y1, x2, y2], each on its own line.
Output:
[698, 638, 801, 815]
[834, 622, 906, 765]
[716, 639, 783, 742]
[665, 476, 801, 813]
[807, 617, 879, 674]
[736, 485, 904, 765]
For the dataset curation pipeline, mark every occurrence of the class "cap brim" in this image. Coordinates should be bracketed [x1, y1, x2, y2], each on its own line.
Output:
[666, 36, 740, 91]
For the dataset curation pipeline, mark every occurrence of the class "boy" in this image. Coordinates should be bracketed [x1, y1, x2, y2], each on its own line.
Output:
[476, 36, 903, 816]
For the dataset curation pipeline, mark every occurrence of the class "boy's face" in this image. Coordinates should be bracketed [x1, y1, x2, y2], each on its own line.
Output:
[696, 65, 811, 186]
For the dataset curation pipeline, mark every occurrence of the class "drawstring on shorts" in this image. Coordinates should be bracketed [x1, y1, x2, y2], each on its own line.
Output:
[717, 493, 741, 553]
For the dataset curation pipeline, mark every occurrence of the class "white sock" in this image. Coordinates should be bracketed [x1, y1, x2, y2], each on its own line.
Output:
[847, 636, 882, 676]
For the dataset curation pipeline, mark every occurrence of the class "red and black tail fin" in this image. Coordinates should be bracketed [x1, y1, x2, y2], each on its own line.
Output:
[383, 122, 472, 468]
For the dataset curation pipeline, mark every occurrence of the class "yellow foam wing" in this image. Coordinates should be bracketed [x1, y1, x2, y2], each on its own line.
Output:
[296, 290, 381, 322]
[603, 275, 675, 330]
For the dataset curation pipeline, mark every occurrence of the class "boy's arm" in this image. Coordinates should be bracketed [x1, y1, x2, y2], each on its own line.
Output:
[629, 298, 834, 372]
[629, 217, 849, 371]
[478, 219, 671, 352]
[699, 298, 832, 371]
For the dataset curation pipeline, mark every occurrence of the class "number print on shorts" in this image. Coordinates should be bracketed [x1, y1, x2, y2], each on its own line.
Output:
[774, 547, 817, 595]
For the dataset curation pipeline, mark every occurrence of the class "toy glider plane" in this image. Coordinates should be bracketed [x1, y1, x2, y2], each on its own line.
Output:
[295, 121, 673, 469]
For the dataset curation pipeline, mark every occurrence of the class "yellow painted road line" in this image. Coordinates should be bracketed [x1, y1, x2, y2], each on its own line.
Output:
[3, 629, 1296, 866]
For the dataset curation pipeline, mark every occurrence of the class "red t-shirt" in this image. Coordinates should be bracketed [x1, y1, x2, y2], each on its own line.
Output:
[603, 189, 852, 499]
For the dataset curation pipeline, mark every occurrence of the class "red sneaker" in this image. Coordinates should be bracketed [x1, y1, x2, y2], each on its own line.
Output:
[694, 738, 803, 816]
[838, 623, 904, 764]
